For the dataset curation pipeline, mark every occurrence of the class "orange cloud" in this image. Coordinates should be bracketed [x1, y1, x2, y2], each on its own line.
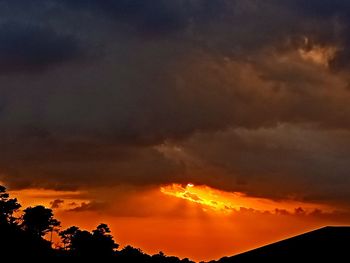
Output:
[160, 183, 333, 215]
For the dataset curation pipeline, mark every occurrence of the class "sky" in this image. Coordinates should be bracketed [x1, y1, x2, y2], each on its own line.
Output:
[1, 0, 350, 261]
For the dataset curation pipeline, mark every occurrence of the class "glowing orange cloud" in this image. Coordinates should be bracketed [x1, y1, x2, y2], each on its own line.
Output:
[160, 183, 332, 215]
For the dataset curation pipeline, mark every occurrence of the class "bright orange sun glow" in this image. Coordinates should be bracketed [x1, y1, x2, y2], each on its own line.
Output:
[160, 183, 331, 215]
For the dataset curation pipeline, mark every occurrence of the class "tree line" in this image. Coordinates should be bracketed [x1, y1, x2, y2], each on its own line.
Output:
[0, 185, 194, 262]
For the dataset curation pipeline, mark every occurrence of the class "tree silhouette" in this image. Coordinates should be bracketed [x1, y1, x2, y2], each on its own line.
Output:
[22, 205, 60, 237]
[70, 229, 94, 256]
[0, 184, 195, 262]
[92, 223, 119, 255]
[152, 251, 193, 263]
[118, 245, 151, 262]
[60, 223, 118, 257]
[93, 223, 112, 236]
[59, 225, 80, 250]
[0, 186, 53, 257]
[0, 185, 21, 225]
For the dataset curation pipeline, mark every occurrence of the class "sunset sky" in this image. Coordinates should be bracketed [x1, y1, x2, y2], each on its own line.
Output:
[1, 1, 350, 261]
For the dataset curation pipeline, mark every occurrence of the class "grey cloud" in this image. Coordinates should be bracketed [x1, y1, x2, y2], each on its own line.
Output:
[175, 125, 350, 206]
[0, 137, 184, 190]
[0, 22, 82, 74]
[1, 0, 350, 211]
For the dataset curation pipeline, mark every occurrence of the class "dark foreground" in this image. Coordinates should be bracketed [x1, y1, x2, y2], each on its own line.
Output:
[1, 184, 349, 262]
[0, 185, 193, 262]
[209, 226, 350, 263]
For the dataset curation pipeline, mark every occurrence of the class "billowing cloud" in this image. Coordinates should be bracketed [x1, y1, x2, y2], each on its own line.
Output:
[169, 125, 350, 206]
[0, 0, 350, 211]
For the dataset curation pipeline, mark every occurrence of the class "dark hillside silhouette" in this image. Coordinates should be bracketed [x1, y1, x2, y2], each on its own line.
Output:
[210, 226, 350, 263]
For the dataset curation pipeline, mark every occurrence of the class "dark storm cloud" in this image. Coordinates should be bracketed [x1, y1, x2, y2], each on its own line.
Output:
[61, 0, 192, 35]
[1, 0, 350, 208]
[0, 138, 184, 191]
[0, 23, 81, 73]
[287, 0, 350, 70]
[175, 125, 350, 206]
[291, 0, 350, 17]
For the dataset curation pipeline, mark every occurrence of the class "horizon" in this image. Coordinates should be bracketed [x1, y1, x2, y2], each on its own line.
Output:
[1, 1, 350, 261]
[8, 183, 349, 261]
[2, 184, 349, 262]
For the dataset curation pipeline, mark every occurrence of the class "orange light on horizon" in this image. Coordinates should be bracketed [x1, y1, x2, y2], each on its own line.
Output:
[8, 184, 348, 262]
